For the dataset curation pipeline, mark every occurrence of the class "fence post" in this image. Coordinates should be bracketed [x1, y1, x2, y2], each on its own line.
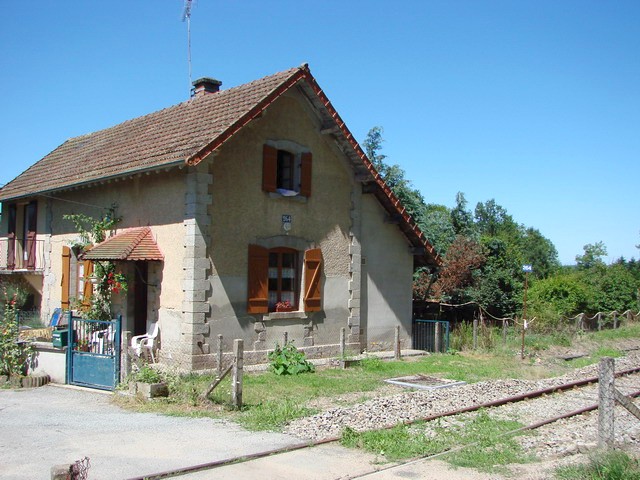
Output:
[231, 339, 243, 409]
[612, 312, 618, 329]
[473, 317, 478, 350]
[576, 313, 583, 333]
[394, 326, 401, 360]
[283, 331, 288, 346]
[340, 327, 346, 357]
[217, 334, 223, 377]
[502, 320, 507, 345]
[435, 322, 442, 353]
[122, 331, 131, 382]
[597, 312, 602, 331]
[598, 357, 615, 449]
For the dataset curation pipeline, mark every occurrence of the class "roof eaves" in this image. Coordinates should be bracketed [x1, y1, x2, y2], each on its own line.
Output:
[0, 160, 185, 203]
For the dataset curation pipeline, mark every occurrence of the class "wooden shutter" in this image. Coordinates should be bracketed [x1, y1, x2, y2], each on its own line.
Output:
[262, 144, 278, 193]
[7, 204, 16, 270]
[81, 260, 94, 308]
[61, 246, 71, 310]
[25, 201, 37, 269]
[303, 248, 322, 312]
[247, 244, 269, 314]
[300, 152, 312, 197]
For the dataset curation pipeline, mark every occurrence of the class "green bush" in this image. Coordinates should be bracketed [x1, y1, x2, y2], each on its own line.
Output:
[268, 341, 315, 375]
[134, 365, 162, 383]
[0, 298, 34, 377]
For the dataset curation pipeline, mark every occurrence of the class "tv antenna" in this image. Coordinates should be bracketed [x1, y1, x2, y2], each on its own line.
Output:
[182, 0, 194, 96]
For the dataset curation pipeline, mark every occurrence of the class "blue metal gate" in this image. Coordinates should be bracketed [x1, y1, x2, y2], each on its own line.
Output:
[66, 314, 121, 391]
[412, 319, 450, 352]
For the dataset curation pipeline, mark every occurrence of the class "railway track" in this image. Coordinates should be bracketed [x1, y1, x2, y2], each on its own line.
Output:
[130, 363, 640, 479]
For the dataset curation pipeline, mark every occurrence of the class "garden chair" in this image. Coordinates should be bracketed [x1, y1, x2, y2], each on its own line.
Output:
[131, 322, 159, 363]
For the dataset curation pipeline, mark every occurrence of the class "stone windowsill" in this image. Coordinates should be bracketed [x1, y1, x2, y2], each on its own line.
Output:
[262, 311, 308, 321]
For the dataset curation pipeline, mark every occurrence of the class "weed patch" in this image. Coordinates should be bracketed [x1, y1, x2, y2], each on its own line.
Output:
[341, 411, 532, 473]
[555, 450, 640, 480]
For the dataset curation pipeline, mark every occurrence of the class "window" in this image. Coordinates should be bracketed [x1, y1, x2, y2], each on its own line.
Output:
[6, 201, 37, 270]
[262, 144, 312, 197]
[247, 245, 322, 314]
[268, 248, 298, 310]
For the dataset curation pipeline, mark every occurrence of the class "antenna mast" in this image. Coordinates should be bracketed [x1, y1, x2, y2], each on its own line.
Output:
[182, 0, 194, 96]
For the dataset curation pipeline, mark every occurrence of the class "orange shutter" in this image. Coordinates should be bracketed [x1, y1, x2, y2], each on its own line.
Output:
[303, 248, 322, 312]
[61, 246, 71, 309]
[247, 244, 269, 314]
[300, 152, 312, 197]
[262, 144, 278, 193]
[82, 260, 94, 307]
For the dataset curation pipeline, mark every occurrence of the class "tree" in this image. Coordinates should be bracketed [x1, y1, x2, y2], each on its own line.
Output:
[451, 192, 475, 237]
[520, 227, 560, 279]
[362, 127, 427, 225]
[363, 126, 386, 172]
[429, 235, 486, 302]
[575, 242, 607, 270]
[419, 204, 456, 256]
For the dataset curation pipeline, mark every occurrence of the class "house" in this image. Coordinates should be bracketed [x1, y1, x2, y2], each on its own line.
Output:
[0, 64, 440, 373]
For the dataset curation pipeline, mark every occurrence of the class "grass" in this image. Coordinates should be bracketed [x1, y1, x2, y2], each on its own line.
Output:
[555, 451, 640, 480]
[114, 323, 640, 468]
[340, 410, 533, 473]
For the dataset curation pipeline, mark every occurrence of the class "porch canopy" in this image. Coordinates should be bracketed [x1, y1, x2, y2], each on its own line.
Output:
[81, 227, 164, 261]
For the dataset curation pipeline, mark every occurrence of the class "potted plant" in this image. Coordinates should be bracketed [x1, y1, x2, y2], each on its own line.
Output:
[132, 365, 168, 399]
[275, 300, 293, 312]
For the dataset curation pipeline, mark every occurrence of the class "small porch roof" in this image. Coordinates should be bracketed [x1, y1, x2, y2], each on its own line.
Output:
[82, 227, 163, 261]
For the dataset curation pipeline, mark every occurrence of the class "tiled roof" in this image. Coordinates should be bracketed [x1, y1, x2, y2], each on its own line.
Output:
[0, 64, 440, 266]
[82, 227, 163, 261]
[0, 67, 301, 202]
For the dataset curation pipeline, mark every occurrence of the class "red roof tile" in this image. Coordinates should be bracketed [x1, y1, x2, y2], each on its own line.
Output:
[0, 64, 440, 266]
[82, 227, 163, 261]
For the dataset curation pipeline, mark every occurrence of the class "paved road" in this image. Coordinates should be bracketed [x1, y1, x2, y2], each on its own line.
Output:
[0, 384, 506, 480]
[0, 385, 301, 480]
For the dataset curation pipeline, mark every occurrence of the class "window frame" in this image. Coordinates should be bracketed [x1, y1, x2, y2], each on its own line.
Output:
[262, 142, 312, 197]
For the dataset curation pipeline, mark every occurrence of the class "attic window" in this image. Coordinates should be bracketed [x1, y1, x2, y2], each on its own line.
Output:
[277, 150, 295, 192]
[262, 143, 312, 197]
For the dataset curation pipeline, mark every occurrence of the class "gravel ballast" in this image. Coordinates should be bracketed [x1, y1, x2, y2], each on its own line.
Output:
[284, 350, 640, 460]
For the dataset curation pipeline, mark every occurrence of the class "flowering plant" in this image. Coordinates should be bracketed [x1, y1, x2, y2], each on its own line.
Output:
[106, 271, 128, 295]
[275, 300, 293, 312]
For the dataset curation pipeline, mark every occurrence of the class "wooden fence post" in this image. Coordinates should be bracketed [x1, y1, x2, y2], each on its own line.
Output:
[217, 334, 223, 377]
[340, 327, 346, 357]
[122, 331, 131, 382]
[231, 339, 243, 409]
[597, 312, 602, 331]
[502, 320, 507, 345]
[394, 326, 401, 359]
[283, 331, 288, 346]
[435, 322, 442, 353]
[473, 317, 478, 350]
[598, 357, 615, 449]
[612, 312, 618, 329]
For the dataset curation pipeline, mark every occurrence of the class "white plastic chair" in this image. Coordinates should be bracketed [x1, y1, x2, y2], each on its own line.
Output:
[131, 322, 159, 363]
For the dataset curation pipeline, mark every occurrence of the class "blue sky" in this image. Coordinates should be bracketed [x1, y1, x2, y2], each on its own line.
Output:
[1, 1, 638, 265]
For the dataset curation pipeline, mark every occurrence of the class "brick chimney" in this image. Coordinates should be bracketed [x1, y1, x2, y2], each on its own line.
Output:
[192, 77, 222, 97]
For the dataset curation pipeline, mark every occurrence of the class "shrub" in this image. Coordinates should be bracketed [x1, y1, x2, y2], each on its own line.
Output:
[134, 365, 162, 383]
[0, 297, 34, 377]
[268, 341, 315, 375]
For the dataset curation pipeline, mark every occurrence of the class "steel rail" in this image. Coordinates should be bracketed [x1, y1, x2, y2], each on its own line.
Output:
[126, 366, 640, 480]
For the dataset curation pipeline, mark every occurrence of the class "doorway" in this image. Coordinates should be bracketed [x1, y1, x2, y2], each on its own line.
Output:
[133, 262, 148, 336]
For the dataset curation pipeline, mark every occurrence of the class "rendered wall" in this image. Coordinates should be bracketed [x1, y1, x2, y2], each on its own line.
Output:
[360, 194, 414, 351]
[35, 171, 187, 359]
[204, 89, 354, 362]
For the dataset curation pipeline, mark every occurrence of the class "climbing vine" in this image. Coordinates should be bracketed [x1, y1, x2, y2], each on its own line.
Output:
[64, 205, 127, 320]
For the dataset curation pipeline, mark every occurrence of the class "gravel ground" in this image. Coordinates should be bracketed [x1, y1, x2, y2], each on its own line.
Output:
[284, 349, 640, 463]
